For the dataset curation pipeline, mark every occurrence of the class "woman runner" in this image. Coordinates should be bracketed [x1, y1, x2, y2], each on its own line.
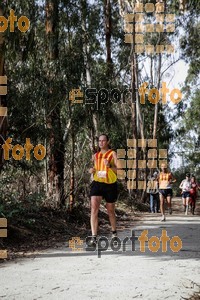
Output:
[88, 134, 118, 246]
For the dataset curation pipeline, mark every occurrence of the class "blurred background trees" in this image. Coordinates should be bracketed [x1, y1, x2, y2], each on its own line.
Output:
[0, 0, 199, 216]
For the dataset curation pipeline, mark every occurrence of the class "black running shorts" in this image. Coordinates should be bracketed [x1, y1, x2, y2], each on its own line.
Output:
[182, 191, 190, 199]
[159, 189, 173, 198]
[90, 181, 118, 203]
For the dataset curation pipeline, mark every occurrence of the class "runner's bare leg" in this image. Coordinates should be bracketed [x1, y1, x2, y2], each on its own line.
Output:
[106, 202, 116, 232]
[90, 196, 102, 235]
[186, 196, 190, 206]
[166, 195, 172, 208]
[160, 194, 165, 215]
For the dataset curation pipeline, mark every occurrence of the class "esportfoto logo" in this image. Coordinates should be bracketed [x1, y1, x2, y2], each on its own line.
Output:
[69, 229, 182, 258]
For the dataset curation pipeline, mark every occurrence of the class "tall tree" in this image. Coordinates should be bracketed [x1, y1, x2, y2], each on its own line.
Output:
[0, 3, 8, 171]
[104, 0, 113, 78]
[45, 0, 65, 207]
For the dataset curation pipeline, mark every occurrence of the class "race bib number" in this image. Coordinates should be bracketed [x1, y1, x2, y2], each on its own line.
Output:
[97, 171, 107, 178]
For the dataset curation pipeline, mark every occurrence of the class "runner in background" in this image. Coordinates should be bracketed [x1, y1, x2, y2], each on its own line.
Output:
[189, 175, 199, 215]
[147, 171, 159, 213]
[179, 173, 191, 215]
[158, 163, 176, 222]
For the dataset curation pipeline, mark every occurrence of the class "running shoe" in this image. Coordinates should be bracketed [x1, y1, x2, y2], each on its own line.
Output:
[112, 232, 118, 238]
[111, 232, 118, 243]
[161, 215, 166, 222]
[86, 236, 97, 250]
[169, 208, 172, 215]
[110, 233, 119, 249]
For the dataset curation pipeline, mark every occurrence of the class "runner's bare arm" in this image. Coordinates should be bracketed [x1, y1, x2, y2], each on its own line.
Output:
[179, 180, 183, 189]
[170, 173, 176, 183]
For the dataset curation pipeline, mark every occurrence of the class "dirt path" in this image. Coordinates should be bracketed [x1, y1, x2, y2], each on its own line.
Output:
[1, 198, 200, 300]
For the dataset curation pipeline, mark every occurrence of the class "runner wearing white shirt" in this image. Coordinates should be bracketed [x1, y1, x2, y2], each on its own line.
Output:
[179, 173, 191, 215]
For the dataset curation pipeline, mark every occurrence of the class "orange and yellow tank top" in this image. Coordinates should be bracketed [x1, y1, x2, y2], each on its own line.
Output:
[159, 172, 172, 189]
[93, 150, 117, 184]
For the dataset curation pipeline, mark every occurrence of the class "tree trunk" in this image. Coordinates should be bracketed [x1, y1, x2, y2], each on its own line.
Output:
[0, 4, 8, 172]
[152, 53, 162, 140]
[131, 18, 138, 194]
[118, 0, 139, 195]
[153, 0, 165, 140]
[45, 0, 65, 208]
[104, 0, 113, 78]
[81, 0, 91, 88]
[69, 128, 75, 211]
[81, 0, 99, 153]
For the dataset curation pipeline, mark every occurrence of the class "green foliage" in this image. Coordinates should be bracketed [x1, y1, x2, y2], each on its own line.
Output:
[1, 0, 198, 211]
